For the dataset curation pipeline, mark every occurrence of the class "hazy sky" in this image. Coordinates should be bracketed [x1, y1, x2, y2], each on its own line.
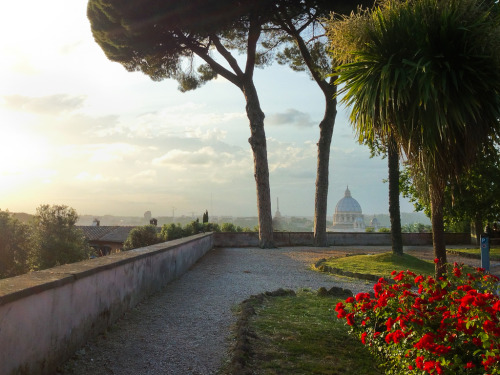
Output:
[0, 0, 417, 218]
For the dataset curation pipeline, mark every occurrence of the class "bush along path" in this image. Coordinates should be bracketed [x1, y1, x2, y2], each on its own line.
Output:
[336, 263, 500, 374]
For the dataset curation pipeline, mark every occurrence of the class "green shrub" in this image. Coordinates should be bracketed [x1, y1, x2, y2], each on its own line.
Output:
[336, 264, 500, 374]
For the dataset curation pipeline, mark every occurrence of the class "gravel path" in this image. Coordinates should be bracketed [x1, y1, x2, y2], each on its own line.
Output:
[57, 245, 498, 375]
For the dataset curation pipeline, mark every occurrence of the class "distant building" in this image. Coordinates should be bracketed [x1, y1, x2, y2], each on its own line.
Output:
[331, 186, 365, 232]
[370, 216, 380, 230]
[272, 197, 284, 230]
[77, 226, 137, 255]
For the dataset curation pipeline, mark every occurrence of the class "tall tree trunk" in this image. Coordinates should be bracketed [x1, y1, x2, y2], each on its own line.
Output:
[388, 137, 403, 255]
[430, 184, 447, 278]
[242, 81, 274, 248]
[472, 214, 483, 246]
[314, 95, 337, 246]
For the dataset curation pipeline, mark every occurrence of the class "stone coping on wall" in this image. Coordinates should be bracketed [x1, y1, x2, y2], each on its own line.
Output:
[0, 233, 211, 307]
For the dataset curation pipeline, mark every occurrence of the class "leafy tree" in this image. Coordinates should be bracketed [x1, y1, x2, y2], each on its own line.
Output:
[29, 205, 90, 270]
[266, 0, 373, 246]
[87, 0, 275, 247]
[0, 210, 30, 278]
[123, 225, 161, 250]
[161, 223, 185, 241]
[401, 222, 431, 233]
[202, 210, 209, 224]
[221, 222, 244, 232]
[327, 0, 500, 276]
[203, 222, 220, 232]
[183, 219, 204, 237]
[400, 140, 500, 243]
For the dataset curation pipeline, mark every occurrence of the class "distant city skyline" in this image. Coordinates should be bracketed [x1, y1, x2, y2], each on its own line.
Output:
[1, 0, 417, 218]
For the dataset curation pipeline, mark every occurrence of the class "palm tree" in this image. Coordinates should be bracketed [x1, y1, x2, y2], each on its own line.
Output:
[326, 0, 500, 276]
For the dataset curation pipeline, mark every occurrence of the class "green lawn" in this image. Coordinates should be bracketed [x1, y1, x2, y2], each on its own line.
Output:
[318, 252, 435, 279]
[222, 290, 382, 375]
[447, 247, 500, 261]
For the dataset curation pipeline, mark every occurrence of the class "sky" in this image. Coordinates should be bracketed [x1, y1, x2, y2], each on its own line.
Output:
[0, 0, 417, 218]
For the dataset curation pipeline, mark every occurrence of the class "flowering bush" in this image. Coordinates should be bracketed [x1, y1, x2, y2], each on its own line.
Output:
[336, 262, 500, 374]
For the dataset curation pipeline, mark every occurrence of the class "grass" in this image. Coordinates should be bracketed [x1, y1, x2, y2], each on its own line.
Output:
[447, 247, 500, 261]
[223, 290, 382, 375]
[319, 252, 435, 279]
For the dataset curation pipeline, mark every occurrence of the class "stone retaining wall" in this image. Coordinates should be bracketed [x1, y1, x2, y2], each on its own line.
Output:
[0, 233, 213, 375]
[214, 231, 471, 247]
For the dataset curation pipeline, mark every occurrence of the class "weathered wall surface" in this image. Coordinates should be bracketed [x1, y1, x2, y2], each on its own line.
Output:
[0, 233, 213, 375]
[214, 231, 471, 247]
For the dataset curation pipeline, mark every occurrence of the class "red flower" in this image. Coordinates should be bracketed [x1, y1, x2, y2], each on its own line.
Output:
[464, 362, 475, 369]
[346, 313, 355, 326]
[434, 258, 439, 264]
[361, 331, 367, 345]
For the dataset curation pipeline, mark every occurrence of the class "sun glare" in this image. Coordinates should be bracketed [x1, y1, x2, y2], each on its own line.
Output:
[0, 123, 50, 182]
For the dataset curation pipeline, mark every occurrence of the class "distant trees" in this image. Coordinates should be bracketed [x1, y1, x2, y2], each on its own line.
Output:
[1, 205, 93, 278]
[123, 225, 162, 251]
[29, 205, 91, 270]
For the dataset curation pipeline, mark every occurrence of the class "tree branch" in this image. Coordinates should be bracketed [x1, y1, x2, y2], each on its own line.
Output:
[275, 10, 331, 95]
[245, 12, 262, 79]
[176, 30, 242, 88]
[209, 33, 245, 78]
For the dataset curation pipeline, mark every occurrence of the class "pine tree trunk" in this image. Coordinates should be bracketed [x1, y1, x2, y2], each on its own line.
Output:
[313, 93, 337, 246]
[430, 184, 447, 278]
[388, 137, 403, 255]
[243, 81, 274, 248]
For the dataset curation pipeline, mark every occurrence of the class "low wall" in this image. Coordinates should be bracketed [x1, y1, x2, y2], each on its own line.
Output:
[0, 233, 213, 375]
[214, 231, 471, 247]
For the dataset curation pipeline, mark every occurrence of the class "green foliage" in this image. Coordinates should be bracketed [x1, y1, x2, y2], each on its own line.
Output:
[400, 141, 500, 231]
[160, 221, 221, 242]
[0, 210, 30, 278]
[123, 225, 161, 251]
[161, 223, 185, 241]
[328, 0, 500, 179]
[221, 222, 243, 232]
[203, 222, 220, 232]
[401, 223, 432, 233]
[365, 227, 375, 233]
[29, 204, 90, 270]
[327, 0, 500, 272]
[378, 227, 390, 233]
[337, 267, 500, 374]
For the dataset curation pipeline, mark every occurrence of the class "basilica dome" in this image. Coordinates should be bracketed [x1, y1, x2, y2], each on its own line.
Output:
[335, 187, 362, 213]
[331, 187, 365, 232]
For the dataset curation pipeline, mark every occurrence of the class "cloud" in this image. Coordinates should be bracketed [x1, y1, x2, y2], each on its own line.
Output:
[2, 94, 86, 115]
[127, 170, 158, 185]
[59, 143, 141, 163]
[75, 172, 114, 182]
[267, 109, 315, 128]
[152, 147, 234, 170]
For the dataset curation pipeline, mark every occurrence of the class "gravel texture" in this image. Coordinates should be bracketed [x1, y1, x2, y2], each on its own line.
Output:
[57, 245, 498, 375]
